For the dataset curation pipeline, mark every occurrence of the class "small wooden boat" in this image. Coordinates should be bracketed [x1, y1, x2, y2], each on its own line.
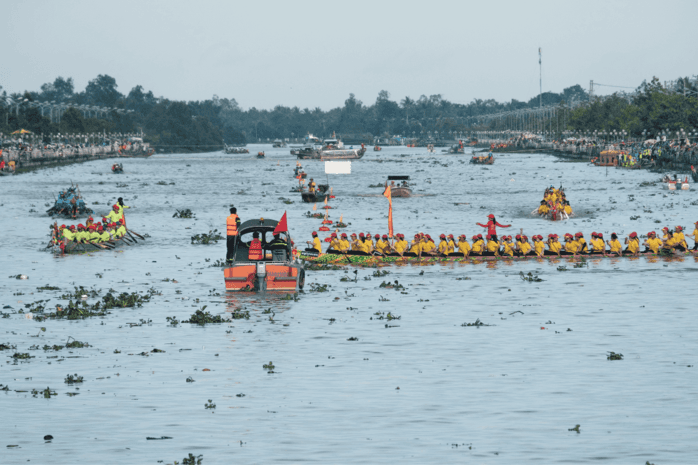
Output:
[111, 163, 123, 173]
[223, 218, 304, 292]
[470, 155, 494, 165]
[386, 176, 412, 197]
[374, 145, 382, 151]
[272, 139, 287, 148]
[301, 184, 330, 203]
[257, 151, 265, 158]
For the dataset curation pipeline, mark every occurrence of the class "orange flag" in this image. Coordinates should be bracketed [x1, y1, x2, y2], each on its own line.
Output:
[383, 185, 393, 238]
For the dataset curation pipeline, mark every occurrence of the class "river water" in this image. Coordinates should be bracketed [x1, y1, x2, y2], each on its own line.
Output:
[1, 145, 697, 464]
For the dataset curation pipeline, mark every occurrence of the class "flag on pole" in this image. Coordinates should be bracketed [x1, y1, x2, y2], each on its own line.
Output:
[273, 211, 288, 235]
[383, 185, 393, 238]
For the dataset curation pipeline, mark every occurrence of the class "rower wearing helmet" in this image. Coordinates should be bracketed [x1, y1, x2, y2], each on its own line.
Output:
[437, 234, 450, 255]
[409, 234, 422, 256]
[534, 235, 546, 257]
[625, 232, 640, 256]
[674, 226, 688, 251]
[375, 234, 391, 255]
[105, 204, 121, 223]
[502, 236, 515, 257]
[397, 234, 409, 255]
[644, 231, 662, 253]
[456, 234, 470, 257]
[471, 234, 484, 255]
[422, 235, 436, 254]
[338, 233, 351, 253]
[306, 231, 322, 253]
[688, 221, 698, 250]
[547, 234, 562, 256]
[574, 232, 588, 253]
[350, 233, 361, 251]
[485, 234, 500, 256]
[564, 234, 579, 255]
[446, 234, 455, 254]
[328, 232, 341, 252]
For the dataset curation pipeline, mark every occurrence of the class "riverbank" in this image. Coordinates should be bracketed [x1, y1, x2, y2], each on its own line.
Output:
[474, 139, 698, 172]
[1, 141, 152, 174]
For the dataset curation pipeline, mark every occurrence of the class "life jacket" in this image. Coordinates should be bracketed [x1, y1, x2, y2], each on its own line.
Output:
[248, 239, 263, 260]
[226, 214, 239, 236]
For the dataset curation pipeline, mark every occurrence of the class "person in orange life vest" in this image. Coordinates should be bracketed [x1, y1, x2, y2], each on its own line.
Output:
[248, 232, 263, 260]
[226, 207, 241, 263]
[476, 214, 511, 237]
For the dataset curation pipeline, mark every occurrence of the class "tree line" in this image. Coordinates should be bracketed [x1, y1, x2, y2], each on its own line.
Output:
[2, 73, 695, 152]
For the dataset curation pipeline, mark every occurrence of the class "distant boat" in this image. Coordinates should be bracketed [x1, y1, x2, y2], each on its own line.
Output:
[272, 139, 287, 148]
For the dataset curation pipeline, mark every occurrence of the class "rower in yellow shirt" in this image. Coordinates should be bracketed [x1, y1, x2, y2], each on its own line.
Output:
[306, 231, 322, 254]
[375, 234, 391, 255]
[607, 233, 622, 256]
[563, 234, 579, 255]
[532, 235, 544, 257]
[409, 234, 422, 256]
[485, 235, 500, 256]
[501, 236, 515, 257]
[471, 235, 484, 255]
[437, 234, 450, 255]
[547, 234, 562, 256]
[673, 226, 688, 251]
[574, 232, 587, 253]
[447, 234, 456, 254]
[625, 232, 640, 256]
[393, 234, 408, 255]
[644, 231, 662, 253]
[421, 235, 436, 255]
[535, 201, 549, 216]
[519, 235, 532, 255]
[328, 233, 341, 252]
[457, 235, 471, 257]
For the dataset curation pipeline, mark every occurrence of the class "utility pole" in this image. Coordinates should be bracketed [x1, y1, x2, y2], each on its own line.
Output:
[539, 47, 542, 108]
[590, 80, 594, 100]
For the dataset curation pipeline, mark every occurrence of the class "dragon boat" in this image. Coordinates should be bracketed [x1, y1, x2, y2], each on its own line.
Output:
[49, 234, 132, 255]
[46, 186, 93, 218]
[300, 249, 698, 265]
[223, 218, 304, 292]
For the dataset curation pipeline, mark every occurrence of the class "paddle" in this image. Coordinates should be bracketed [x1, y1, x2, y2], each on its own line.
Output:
[126, 230, 139, 243]
[127, 229, 145, 240]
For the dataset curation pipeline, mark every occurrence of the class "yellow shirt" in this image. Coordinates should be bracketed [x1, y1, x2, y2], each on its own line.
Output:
[98, 231, 111, 242]
[592, 238, 605, 252]
[535, 241, 546, 256]
[375, 239, 390, 254]
[394, 240, 408, 254]
[538, 205, 549, 214]
[520, 241, 532, 255]
[117, 225, 127, 238]
[105, 210, 121, 223]
[438, 240, 450, 254]
[646, 237, 662, 253]
[627, 238, 640, 253]
[576, 238, 587, 251]
[548, 241, 562, 253]
[564, 205, 573, 215]
[338, 239, 350, 251]
[61, 229, 74, 241]
[565, 241, 578, 253]
[457, 240, 470, 255]
[447, 240, 455, 254]
[329, 239, 342, 251]
[422, 241, 436, 253]
[486, 240, 500, 253]
[351, 240, 362, 251]
[471, 240, 484, 254]
[360, 240, 372, 253]
[502, 242, 514, 256]
[409, 240, 421, 254]
[609, 239, 622, 253]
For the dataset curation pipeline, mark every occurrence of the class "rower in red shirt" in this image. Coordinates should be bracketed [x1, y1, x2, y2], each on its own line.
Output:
[476, 214, 511, 237]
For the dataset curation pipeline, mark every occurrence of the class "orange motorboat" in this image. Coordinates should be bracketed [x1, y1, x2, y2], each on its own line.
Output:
[223, 217, 304, 292]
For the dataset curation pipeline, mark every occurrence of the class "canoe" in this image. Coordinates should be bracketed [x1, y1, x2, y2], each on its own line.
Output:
[471, 156, 494, 165]
[301, 249, 697, 264]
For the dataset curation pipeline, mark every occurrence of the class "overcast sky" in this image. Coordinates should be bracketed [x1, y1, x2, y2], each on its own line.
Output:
[2, 0, 697, 110]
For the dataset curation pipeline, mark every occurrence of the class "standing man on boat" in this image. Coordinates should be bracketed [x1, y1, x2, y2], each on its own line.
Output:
[477, 214, 511, 237]
[226, 207, 241, 264]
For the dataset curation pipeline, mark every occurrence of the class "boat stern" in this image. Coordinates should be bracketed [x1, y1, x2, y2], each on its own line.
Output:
[223, 262, 303, 292]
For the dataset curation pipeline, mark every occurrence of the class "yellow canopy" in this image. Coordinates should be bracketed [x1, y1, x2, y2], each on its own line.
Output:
[10, 129, 32, 135]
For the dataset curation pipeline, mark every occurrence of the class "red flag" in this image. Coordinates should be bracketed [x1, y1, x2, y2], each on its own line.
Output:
[383, 185, 393, 238]
[273, 211, 288, 235]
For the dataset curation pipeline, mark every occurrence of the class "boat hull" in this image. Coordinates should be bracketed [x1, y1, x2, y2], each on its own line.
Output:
[223, 263, 303, 292]
[301, 192, 330, 203]
[391, 187, 412, 197]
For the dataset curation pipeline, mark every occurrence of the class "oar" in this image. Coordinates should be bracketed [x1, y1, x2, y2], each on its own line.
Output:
[127, 229, 145, 240]
[126, 230, 139, 242]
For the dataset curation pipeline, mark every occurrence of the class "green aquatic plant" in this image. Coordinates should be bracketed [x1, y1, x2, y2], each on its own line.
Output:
[568, 424, 581, 433]
[175, 453, 203, 465]
[607, 352, 623, 360]
[173, 209, 195, 219]
[184, 306, 225, 325]
[520, 271, 543, 282]
[191, 230, 224, 244]
[461, 319, 492, 327]
[64, 373, 84, 384]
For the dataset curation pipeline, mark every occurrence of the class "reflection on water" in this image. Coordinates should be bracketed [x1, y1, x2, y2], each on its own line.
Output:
[1, 146, 697, 464]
